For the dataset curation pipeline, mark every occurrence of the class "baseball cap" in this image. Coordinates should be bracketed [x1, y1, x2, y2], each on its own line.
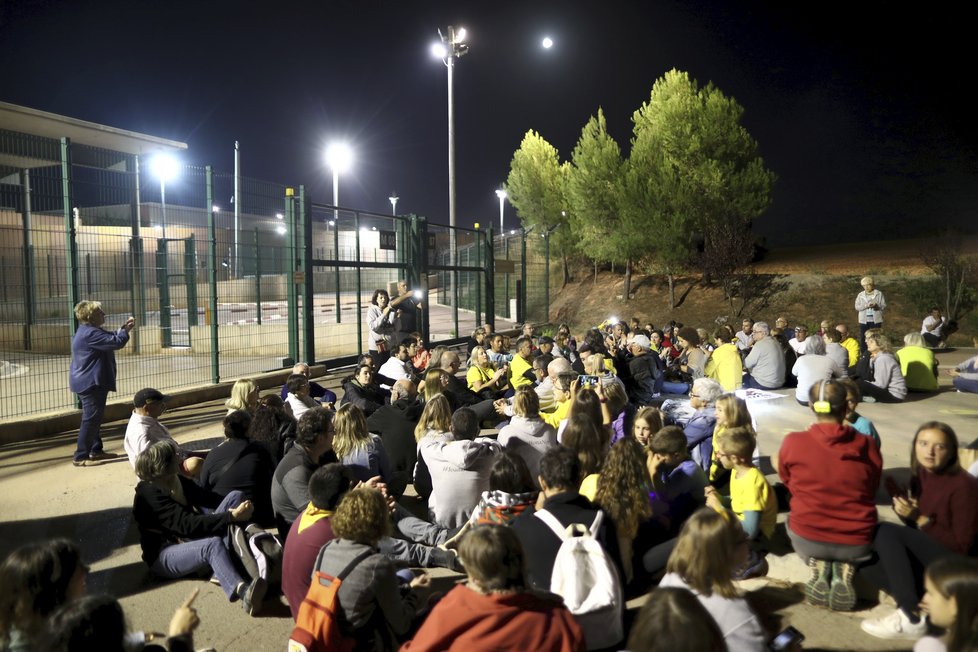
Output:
[134, 388, 171, 407]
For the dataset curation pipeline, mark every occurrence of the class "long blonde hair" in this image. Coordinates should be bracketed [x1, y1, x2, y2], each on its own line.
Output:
[666, 508, 743, 598]
[423, 368, 447, 403]
[332, 403, 370, 459]
[225, 378, 257, 411]
[414, 394, 453, 442]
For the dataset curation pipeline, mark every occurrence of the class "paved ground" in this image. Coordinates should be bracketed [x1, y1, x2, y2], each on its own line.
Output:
[0, 349, 975, 651]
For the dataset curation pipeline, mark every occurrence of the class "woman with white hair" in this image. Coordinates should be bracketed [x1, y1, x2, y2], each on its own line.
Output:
[855, 276, 886, 351]
[792, 335, 846, 405]
[684, 378, 723, 472]
[896, 332, 939, 392]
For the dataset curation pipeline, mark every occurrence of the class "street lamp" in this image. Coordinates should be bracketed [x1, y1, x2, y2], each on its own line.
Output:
[432, 25, 468, 310]
[150, 153, 179, 239]
[495, 188, 507, 234]
[325, 142, 352, 258]
[389, 193, 399, 215]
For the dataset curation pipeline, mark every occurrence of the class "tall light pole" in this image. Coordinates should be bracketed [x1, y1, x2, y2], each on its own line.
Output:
[432, 25, 468, 309]
[495, 188, 507, 234]
[389, 193, 399, 215]
[325, 141, 353, 235]
[151, 153, 179, 239]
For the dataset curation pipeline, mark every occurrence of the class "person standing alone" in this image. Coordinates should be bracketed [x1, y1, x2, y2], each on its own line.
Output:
[69, 300, 135, 467]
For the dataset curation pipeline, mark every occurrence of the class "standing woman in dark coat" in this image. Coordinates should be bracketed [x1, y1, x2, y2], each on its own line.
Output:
[69, 300, 134, 466]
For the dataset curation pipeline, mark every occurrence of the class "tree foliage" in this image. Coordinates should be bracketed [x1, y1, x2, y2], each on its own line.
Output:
[919, 230, 978, 321]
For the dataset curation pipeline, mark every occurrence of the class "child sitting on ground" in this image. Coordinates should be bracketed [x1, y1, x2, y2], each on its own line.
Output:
[708, 394, 757, 489]
[647, 426, 708, 536]
[706, 426, 776, 579]
[839, 378, 881, 449]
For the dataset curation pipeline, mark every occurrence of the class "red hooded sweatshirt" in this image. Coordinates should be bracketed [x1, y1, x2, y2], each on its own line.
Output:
[779, 422, 882, 546]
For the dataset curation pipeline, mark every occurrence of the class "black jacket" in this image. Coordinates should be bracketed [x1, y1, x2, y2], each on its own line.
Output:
[365, 397, 423, 498]
[133, 476, 232, 564]
[339, 379, 388, 417]
[198, 438, 275, 525]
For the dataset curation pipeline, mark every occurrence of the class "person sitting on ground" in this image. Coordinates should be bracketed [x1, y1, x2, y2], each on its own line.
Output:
[339, 363, 387, 417]
[332, 403, 393, 489]
[455, 451, 538, 534]
[704, 324, 743, 392]
[648, 425, 708, 538]
[921, 306, 948, 348]
[466, 326, 486, 357]
[778, 380, 881, 612]
[466, 345, 509, 400]
[198, 410, 275, 525]
[284, 374, 318, 419]
[771, 328, 798, 389]
[743, 321, 785, 390]
[947, 336, 978, 394]
[658, 508, 766, 651]
[508, 336, 537, 391]
[496, 386, 557, 485]
[420, 406, 501, 528]
[897, 332, 939, 393]
[412, 394, 453, 501]
[668, 327, 708, 394]
[124, 388, 202, 478]
[822, 327, 850, 374]
[43, 590, 201, 652]
[312, 487, 431, 651]
[439, 351, 498, 423]
[625, 586, 727, 652]
[279, 362, 337, 408]
[625, 334, 662, 405]
[836, 323, 861, 371]
[225, 378, 258, 415]
[838, 378, 881, 449]
[378, 339, 421, 390]
[271, 407, 336, 535]
[859, 331, 908, 403]
[632, 406, 665, 451]
[530, 355, 557, 413]
[775, 316, 796, 342]
[366, 379, 423, 499]
[792, 335, 846, 405]
[132, 441, 266, 615]
[409, 332, 431, 373]
[402, 524, 586, 652]
[707, 394, 756, 487]
[0, 538, 88, 652]
[788, 324, 809, 357]
[736, 318, 754, 353]
[248, 394, 297, 464]
[914, 556, 978, 652]
[860, 422, 978, 640]
[604, 381, 633, 445]
[705, 427, 775, 580]
[508, 446, 623, 594]
[683, 378, 722, 473]
[536, 335, 556, 359]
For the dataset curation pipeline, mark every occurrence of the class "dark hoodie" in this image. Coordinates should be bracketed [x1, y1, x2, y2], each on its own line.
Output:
[778, 422, 882, 545]
[366, 397, 424, 498]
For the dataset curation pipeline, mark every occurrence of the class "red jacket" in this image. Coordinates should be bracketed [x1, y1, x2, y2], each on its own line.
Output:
[915, 469, 978, 555]
[401, 584, 585, 652]
[778, 422, 882, 546]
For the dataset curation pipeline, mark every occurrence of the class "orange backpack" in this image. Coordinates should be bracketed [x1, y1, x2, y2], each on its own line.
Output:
[288, 545, 374, 652]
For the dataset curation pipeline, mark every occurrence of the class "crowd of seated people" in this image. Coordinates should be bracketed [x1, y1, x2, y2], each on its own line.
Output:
[6, 312, 978, 652]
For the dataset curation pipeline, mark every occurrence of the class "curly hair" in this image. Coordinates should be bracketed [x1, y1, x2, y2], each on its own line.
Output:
[594, 437, 652, 539]
[331, 487, 391, 545]
[332, 403, 371, 460]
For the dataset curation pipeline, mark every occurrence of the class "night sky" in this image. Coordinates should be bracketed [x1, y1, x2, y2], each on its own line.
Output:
[2, 0, 975, 246]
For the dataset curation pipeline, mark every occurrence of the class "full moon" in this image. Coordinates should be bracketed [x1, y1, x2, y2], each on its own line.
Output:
[542, 37, 553, 49]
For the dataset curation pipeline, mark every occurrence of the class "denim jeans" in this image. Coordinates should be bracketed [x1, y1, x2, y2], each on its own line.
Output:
[74, 387, 109, 461]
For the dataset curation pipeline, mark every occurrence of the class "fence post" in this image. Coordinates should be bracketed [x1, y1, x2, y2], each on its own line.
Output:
[475, 227, 481, 327]
[285, 190, 299, 365]
[504, 235, 510, 319]
[206, 166, 220, 383]
[333, 218, 341, 324]
[61, 138, 79, 336]
[254, 229, 262, 325]
[354, 210, 363, 357]
[19, 169, 35, 350]
[185, 234, 198, 328]
[300, 186, 314, 364]
[412, 215, 430, 345]
[545, 233, 551, 324]
[129, 154, 144, 354]
[520, 228, 528, 325]
[485, 226, 495, 333]
[157, 240, 171, 348]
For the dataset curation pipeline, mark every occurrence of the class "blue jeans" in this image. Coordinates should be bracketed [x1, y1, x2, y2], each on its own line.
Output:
[74, 387, 109, 461]
[151, 491, 246, 599]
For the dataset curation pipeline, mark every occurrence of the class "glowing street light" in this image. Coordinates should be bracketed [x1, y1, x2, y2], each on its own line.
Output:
[542, 36, 554, 49]
[325, 141, 353, 230]
[150, 153, 179, 239]
[495, 188, 507, 234]
[389, 193, 399, 215]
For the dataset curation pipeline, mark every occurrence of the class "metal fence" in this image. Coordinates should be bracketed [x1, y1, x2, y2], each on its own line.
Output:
[0, 129, 549, 421]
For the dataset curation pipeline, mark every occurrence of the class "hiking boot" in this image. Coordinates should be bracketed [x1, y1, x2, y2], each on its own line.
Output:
[860, 609, 927, 639]
[239, 577, 267, 616]
[804, 558, 831, 607]
[829, 560, 857, 611]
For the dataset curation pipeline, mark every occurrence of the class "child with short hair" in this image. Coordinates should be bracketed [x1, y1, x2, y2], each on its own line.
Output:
[706, 427, 776, 540]
[648, 426, 708, 535]
[839, 378, 881, 449]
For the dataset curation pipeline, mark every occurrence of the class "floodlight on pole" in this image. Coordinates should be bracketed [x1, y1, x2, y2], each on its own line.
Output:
[389, 193, 399, 215]
[495, 188, 507, 234]
[151, 153, 179, 239]
[432, 24, 468, 311]
[325, 141, 353, 232]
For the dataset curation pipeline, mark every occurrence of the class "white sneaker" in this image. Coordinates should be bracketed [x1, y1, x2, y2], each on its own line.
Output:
[860, 609, 928, 639]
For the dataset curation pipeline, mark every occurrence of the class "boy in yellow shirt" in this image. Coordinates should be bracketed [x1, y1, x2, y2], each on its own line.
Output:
[705, 426, 776, 579]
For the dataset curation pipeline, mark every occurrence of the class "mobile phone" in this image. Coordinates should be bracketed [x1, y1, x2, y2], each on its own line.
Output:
[769, 626, 804, 651]
[578, 374, 599, 387]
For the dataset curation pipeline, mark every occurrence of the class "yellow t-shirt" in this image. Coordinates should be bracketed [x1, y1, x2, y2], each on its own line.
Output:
[543, 399, 571, 430]
[466, 364, 494, 392]
[841, 337, 860, 368]
[705, 342, 743, 392]
[579, 473, 600, 502]
[509, 354, 534, 390]
[729, 466, 777, 539]
[708, 424, 726, 482]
